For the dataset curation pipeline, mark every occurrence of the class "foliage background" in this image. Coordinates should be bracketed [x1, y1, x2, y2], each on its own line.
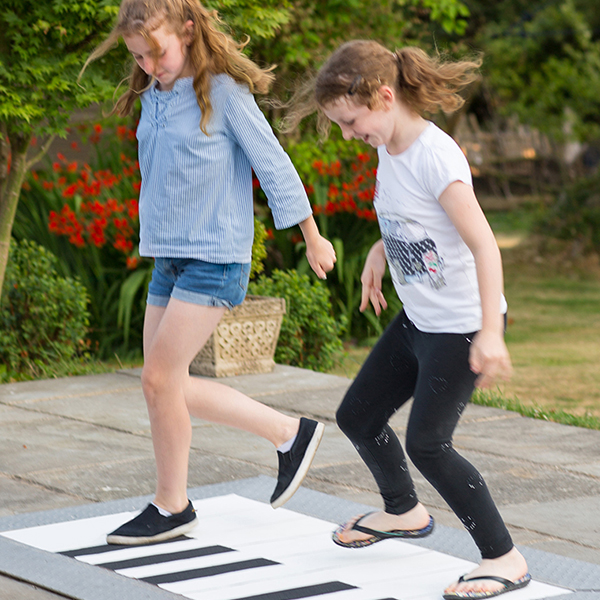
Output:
[0, 239, 89, 380]
[3, 0, 600, 381]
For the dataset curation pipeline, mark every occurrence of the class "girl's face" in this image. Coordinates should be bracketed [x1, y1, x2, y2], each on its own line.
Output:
[322, 92, 394, 150]
[124, 21, 194, 91]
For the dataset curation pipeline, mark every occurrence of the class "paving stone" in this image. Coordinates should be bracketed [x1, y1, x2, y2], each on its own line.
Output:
[0, 474, 83, 518]
[1, 364, 600, 571]
[0, 575, 70, 600]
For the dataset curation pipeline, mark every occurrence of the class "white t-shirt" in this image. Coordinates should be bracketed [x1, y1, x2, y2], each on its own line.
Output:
[374, 122, 507, 333]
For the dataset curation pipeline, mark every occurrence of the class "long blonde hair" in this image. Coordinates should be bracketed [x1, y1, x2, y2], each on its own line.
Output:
[81, 0, 274, 134]
[283, 40, 481, 136]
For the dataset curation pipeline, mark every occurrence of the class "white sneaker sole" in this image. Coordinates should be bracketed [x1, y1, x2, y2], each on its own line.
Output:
[271, 421, 325, 509]
[106, 515, 199, 546]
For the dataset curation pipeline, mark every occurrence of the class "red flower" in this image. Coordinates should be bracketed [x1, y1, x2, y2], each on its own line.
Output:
[325, 201, 336, 215]
[127, 199, 139, 218]
[63, 184, 78, 198]
[70, 232, 85, 248]
[106, 198, 121, 213]
[114, 234, 133, 254]
[327, 160, 341, 176]
[312, 160, 326, 176]
[126, 256, 139, 270]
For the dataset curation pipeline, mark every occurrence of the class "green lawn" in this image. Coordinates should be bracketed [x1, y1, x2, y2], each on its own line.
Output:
[500, 240, 600, 421]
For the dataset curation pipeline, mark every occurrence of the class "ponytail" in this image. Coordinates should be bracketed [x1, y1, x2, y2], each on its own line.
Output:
[393, 47, 481, 114]
[282, 40, 481, 136]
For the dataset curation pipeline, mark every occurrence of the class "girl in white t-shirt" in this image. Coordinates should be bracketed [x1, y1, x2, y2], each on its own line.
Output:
[285, 40, 530, 600]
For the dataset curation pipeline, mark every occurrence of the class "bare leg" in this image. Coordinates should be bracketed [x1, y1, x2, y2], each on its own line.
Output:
[142, 299, 299, 514]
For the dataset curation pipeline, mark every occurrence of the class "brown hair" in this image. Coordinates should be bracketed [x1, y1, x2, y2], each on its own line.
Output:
[81, 0, 274, 134]
[282, 40, 481, 136]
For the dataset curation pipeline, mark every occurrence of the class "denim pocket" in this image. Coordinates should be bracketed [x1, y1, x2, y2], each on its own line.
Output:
[239, 262, 250, 292]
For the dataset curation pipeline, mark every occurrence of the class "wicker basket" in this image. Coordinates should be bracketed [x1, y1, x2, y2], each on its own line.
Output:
[189, 295, 286, 377]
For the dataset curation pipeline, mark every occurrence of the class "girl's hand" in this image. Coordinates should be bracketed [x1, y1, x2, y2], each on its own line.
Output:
[359, 240, 388, 316]
[469, 329, 513, 389]
[305, 234, 337, 279]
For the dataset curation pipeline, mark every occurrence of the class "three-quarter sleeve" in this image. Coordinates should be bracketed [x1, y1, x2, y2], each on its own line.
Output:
[223, 83, 313, 230]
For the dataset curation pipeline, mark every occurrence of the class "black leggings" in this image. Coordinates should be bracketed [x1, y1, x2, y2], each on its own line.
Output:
[337, 311, 513, 559]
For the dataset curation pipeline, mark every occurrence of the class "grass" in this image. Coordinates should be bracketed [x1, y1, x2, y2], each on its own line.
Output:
[499, 232, 600, 424]
[472, 388, 600, 430]
[328, 343, 372, 379]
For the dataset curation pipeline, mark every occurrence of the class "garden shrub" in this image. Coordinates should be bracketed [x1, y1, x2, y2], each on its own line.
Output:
[0, 239, 90, 379]
[251, 217, 268, 279]
[14, 122, 151, 357]
[248, 269, 346, 372]
[257, 136, 396, 342]
[538, 172, 600, 254]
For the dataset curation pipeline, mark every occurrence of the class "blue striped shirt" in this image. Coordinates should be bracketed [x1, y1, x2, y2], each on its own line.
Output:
[137, 74, 312, 262]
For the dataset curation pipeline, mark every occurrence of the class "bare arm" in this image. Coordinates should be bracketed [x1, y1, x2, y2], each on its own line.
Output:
[438, 181, 512, 388]
[298, 215, 337, 279]
[359, 239, 388, 316]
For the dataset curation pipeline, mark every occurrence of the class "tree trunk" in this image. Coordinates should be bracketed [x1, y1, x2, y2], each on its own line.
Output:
[0, 132, 30, 302]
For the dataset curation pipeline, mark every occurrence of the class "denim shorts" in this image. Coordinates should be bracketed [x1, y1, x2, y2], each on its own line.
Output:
[147, 258, 250, 309]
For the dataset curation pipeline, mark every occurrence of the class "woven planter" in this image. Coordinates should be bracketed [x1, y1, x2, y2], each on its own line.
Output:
[189, 295, 286, 377]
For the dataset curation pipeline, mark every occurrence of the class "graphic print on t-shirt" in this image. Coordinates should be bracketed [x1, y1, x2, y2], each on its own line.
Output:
[379, 216, 446, 290]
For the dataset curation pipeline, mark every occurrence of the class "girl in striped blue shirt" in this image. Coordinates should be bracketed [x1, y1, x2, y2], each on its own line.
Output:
[84, 0, 336, 546]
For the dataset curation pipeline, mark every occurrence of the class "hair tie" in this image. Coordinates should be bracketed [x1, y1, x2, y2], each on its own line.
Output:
[347, 75, 362, 95]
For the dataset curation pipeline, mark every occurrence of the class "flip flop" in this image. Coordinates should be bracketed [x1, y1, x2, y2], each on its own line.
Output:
[332, 511, 435, 548]
[442, 573, 532, 600]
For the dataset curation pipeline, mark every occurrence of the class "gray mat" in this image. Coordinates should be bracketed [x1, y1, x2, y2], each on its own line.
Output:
[0, 476, 598, 600]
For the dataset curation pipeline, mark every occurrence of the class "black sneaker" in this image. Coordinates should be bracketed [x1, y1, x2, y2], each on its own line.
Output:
[270, 418, 325, 508]
[107, 501, 198, 545]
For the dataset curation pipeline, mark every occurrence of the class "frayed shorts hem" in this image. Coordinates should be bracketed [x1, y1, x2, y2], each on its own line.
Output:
[147, 290, 234, 309]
